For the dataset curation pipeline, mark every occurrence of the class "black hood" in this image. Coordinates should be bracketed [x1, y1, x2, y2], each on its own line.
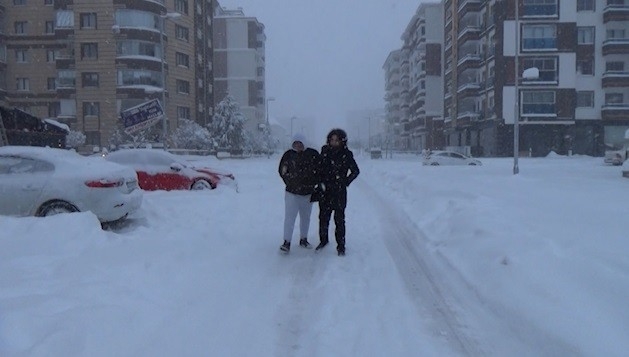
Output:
[326, 128, 348, 148]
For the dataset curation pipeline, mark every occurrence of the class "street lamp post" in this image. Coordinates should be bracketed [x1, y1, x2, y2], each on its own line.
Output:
[159, 12, 181, 149]
[266, 97, 275, 127]
[513, 1, 521, 174]
[512, 2, 539, 173]
[290, 116, 297, 137]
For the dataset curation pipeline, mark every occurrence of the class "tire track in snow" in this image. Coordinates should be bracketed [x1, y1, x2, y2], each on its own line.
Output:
[273, 252, 321, 357]
[356, 179, 483, 356]
[357, 178, 580, 356]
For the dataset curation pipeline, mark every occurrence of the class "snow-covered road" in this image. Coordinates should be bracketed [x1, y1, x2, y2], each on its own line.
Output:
[2, 154, 628, 356]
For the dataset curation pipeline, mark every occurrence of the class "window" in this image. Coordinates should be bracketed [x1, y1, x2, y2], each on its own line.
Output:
[45, 21, 55, 34]
[82, 72, 99, 87]
[606, 61, 625, 72]
[522, 25, 557, 50]
[14, 21, 27, 35]
[16, 78, 30, 91]
[81, 43, 98, 60]
[577, 27, 595, 44]
[522, 91, 555, 115]
[175, 0, 189, 15]
[80, 13, 97, 29]
[57, 70, 76, 88]
[577, 0, 594, 11]
[117, 69, 162, 86]
[56, 10, 75, 28]
[577, 91, 594, 108]
[15, 49, 28, 63]
[83, 102, 100, 117]
[176, 52, 189, 67]
[523, 0, 558, 17]
[46, 49, 55, 62]
[176, 25, 189, 41]
[177, 106, 190, 119]
[605, 93, 624, 105]
[577, 59, 594, 75]
[13, 0, 26, 5]
[48, 102, 60, 117]
[47, 77, 57, 90]
[115, 9, 159, 30]
[45, 0, 54, 5]
[177, 80, 190, 94]
[606, 29, 626, 41]
[522, 57, 557, 82]
[117, 40, 161, 58]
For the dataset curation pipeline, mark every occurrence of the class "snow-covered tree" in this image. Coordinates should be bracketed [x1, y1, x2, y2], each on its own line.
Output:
[209, 95, 247, 151]
[170, 119, 212, 150]
[108, 127, 126, 149]
[108, 124, 160, 149]
[65, 130, 86, 148]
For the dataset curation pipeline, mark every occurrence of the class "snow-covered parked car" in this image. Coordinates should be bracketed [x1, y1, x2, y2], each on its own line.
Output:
[604, 149, 626, 166]
[422, 150, 482, 166]
[104, 149, 237, 191]
[0, 146, 142, 222]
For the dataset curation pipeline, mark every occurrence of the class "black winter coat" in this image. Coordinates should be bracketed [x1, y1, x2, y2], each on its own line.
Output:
[318, 145, 360, 193]
[278, 147, 320, 195]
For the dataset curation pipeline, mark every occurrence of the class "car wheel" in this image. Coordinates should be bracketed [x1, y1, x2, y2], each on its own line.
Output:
[430, 162, 440, 166]
[37, 200, 79, 217]
[191, 179, 213, 190]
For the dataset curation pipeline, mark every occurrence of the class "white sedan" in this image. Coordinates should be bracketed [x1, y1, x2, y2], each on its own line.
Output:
[0, 146, 142, 222]
[422, 151, 482, 166]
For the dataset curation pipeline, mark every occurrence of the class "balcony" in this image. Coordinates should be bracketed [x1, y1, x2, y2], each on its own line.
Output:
[602, 38, 629, 55]
[602, 103, 629, 120]
[603, 5, 629, 23]
[458, 0, 481, 14]
[457, 111, 481, 121]
[458, 25, 481, 42]
[457, 81, 482, 98]
[602, 71, 629, 88]
[457, 53, 482, 70]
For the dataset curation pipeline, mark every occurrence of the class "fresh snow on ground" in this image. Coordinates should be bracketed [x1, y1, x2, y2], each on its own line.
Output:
[1, 153, 628, 356]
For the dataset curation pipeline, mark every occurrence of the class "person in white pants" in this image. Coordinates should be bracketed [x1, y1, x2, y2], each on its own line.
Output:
[278, 133, 321, 253]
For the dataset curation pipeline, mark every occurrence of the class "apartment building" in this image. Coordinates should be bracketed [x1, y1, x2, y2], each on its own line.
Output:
[401, 2, 445, 151]
[383, 49, 405, 150]
[213, 6, 266, 133]
[387, 0, 629, 157]
[444, 0, 629, 157]
[0, 0, 215, 147]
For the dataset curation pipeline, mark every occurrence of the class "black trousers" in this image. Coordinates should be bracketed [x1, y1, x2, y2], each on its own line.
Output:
[318, 189, 347, 248]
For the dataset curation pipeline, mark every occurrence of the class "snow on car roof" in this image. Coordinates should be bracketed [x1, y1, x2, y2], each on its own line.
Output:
[0, 146, 135, 179]
[106, 149, 183, 166]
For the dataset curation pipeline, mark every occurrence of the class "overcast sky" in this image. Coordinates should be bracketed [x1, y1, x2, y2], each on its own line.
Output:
[218, 0, 425, 137]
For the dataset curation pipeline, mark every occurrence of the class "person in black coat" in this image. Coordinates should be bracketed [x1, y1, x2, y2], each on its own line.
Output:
[315, 128, 360, 256]
[278, 133, 320, 253]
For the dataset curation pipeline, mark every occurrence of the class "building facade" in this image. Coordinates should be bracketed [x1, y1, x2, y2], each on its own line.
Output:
[401, 2, 445, 152]
[0, 0, 215, 148]
[213, 6, 266, 133]
[388, 0, 629, 157]
[383, 49, 405, 150]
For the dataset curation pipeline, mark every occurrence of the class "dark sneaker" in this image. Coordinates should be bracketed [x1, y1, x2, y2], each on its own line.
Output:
[299, 238, 312, 249]
[280, 240, 290, 253]
[337, 246, 345, 256]
[315, 241, 328, 251]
